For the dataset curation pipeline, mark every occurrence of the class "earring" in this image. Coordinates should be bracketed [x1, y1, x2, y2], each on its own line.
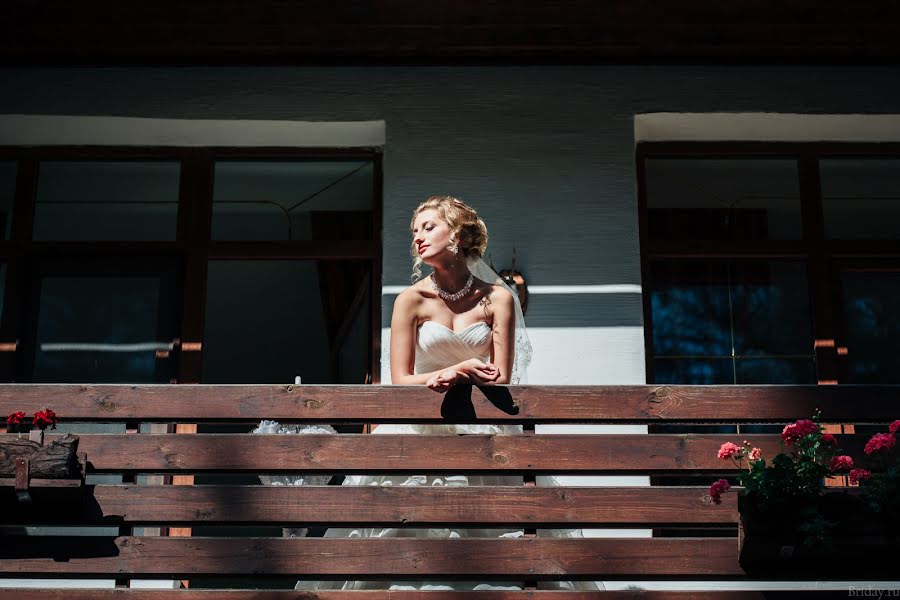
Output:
[448, 242, 459, 255]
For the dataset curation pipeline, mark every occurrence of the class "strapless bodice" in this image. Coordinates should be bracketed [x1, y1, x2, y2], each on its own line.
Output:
[415, 320, 491, 375]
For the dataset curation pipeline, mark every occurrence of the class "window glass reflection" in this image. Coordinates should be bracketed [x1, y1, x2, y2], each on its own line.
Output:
[212, 160, 374, 241]
[34, 161, 180, 241]
[203, 260, 370, 384]
[33, 275, 175, 382]
[650, 260, 815, 384]
[840, 270, 900, 383]
[0, 264, 5, 327]
[0, 161, 15, 240]
[645, 159, 802, 241]
[821, 159, 900, 239]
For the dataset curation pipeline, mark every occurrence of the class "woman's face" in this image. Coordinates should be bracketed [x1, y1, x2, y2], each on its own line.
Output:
[412, 208, 454, 265]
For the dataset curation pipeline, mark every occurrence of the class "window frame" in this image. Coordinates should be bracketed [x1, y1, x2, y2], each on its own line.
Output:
[0, 145, 384, 384]
[636, 141, 900, 385]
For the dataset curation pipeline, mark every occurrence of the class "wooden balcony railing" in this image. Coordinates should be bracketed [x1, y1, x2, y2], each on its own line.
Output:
[1, 384, 898, 598]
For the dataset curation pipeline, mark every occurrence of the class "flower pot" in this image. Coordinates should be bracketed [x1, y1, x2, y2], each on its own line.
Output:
[739, 492, 899, 577]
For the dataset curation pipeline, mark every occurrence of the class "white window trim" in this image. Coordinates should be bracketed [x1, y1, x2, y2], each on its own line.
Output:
[0, 115, 385, 147]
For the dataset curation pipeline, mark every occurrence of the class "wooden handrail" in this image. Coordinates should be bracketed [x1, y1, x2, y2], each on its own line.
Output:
[0, 384, 897, 422]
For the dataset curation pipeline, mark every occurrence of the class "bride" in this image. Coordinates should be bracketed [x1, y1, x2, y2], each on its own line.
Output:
[256, 195, 601, 591]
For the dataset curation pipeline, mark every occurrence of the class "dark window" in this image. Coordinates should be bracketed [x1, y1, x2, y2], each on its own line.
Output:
[650, 260, 815, 385]
[638, 143, 900, 387]
[0, 147, 382, 385]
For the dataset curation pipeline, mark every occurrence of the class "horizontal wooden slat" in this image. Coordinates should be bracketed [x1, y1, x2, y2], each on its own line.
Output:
[0, 485, 736, 527]
[3, 433, 838, 473]
[0, 592, 836, 599]
[0, 537, 743, 578]
[0, 477, 83, 488]
[0, 592, 815, 600]
[1, 384, 898, 423]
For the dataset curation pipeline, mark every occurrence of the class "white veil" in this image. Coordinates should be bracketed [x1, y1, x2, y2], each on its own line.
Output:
[467, 256, 532, 384]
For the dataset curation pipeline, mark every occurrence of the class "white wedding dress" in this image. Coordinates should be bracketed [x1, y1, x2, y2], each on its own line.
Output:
[255, 319, 602, 591]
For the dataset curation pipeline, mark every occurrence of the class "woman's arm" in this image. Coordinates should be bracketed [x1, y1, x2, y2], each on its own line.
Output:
[488, 288, 516, 384]
[389, 289, 431, 385]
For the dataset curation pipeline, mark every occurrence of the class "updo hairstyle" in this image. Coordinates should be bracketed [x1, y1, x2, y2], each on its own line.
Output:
[410, 195, 488, 281]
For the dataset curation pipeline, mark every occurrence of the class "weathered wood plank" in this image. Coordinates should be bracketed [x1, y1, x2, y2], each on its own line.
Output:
[0, 591, 829, 599]
[0, 591, 796, 599]
[0, 485, 736, 526]
[0, 537, 743, 577]
[1, 384, 897, 423]
[0, 433, 80, 478]
[0, 433, 836, 473]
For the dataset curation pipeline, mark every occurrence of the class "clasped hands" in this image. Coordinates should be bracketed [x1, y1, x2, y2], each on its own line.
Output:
[425, 358, 499, 393]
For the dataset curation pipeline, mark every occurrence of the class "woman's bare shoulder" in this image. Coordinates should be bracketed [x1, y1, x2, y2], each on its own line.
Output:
[394, 280, 431, 307]
[487, 283, 514, 307]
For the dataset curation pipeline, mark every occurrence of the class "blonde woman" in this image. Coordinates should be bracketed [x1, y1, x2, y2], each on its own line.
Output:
[389, 195, 526, 395]
[259, 196, 600, 591]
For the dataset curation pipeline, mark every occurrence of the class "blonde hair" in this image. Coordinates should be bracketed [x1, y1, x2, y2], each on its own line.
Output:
[410, 195, 488, 281]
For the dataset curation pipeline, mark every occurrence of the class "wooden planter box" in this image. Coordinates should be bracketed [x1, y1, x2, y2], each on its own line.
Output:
[0, 433, 85, 502]
[739, 492, 900, 577]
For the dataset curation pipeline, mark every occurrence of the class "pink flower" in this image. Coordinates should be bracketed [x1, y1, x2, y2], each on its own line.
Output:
[781, 419, 819, 442]
[708, 478, 731, 505]
[889, 420, 900, 436]
[849, 468, 871, 485]
[717, 442, 742, 460]
[821, 433, 837, 447]
[829, 455, 854, 472]
[864, 432, 896, 455]
[748, 447, 762, 461]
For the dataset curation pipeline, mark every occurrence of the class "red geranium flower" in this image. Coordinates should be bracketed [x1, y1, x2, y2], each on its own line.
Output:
[829, 455, 854, 472]
[6, 411, 26, 425]
[32, 408, 58, 431]
[821, 433, 837, 447]
[781, 419, 819, 443]
[889, 420, 900, 436]
[864, 432, 896, 455]
[708, 478, 731, 505]
[848, 468, 871, 485]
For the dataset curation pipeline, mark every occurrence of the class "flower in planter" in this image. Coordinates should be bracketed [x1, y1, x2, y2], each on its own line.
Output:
[710, 411, 848, 546]
[6, 411, 26, 426]
[717, 442, 742, 459]
[855, 425, 900, 517]
[849, 468, 871, 486]
[6, 411, 27, 434]
[32, 408, 58, 431]
[864, 432, 896, 455]
[708, 478, 731, 504]
[829, 455, 854, 472]
[781, 418, 819, 443]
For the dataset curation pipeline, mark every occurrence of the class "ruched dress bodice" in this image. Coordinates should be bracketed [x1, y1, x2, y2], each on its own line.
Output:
[414, 320, 492, 374]
[403, 320, 519, 436]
